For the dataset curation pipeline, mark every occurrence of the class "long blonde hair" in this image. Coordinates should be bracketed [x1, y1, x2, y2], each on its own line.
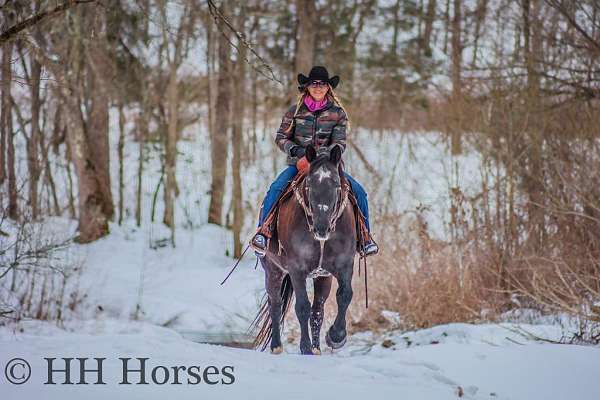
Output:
[283, 85, 351, 134]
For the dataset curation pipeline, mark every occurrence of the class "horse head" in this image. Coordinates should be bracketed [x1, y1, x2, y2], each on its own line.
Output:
[304, 144, 343, 241]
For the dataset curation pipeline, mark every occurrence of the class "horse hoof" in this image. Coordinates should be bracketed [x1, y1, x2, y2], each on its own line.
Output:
[312, 347, 321, 355]
[326, 330, 347, 349]
[271, 346, 283, 354]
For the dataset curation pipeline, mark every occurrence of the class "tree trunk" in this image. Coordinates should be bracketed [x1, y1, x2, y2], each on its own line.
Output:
[250, 63, 257, 162]
[65, 110, 111, 242]
[0, 32, 11, 186]
[423, 0, 436, 57]
[87, 46, 114, 221]
[522, 0, 544, 250]
[118, 103, 125, 225]
[0, 41, 9, 186]
[206, 8, 216, 151]
[2, 41, 18, 219]
[231, 6, 247, 258]
[471, 0, 487, 66]
[391, 0, 401, 55]
[136, 95, 148, 228]
[293, 0, 318, 91]
[450, 0, 463, 155]
[63, 7, 113, 242]
[208, 0, 232, 225]
[163, 64, 179, 237]
[64, 135, 76, 219]
[28, 56, 42, 219]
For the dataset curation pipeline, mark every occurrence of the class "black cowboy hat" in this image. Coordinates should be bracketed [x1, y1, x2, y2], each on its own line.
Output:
[297, 66, 340, 92]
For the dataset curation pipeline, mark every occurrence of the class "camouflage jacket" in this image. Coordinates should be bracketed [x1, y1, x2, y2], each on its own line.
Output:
[275, 100, 347, 165]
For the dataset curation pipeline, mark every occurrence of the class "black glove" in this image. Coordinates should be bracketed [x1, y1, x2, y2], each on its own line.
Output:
[291, 146, 306, 158]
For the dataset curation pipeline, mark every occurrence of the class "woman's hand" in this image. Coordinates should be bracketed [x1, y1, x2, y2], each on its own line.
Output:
[296, 156, 310, 173]
[291, 146, 306, 158]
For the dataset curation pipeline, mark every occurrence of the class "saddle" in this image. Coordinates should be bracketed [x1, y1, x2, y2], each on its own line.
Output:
[257, 169, 372, 256]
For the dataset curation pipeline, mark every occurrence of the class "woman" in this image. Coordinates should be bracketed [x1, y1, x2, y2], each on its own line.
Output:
[251, 66, 378, 257]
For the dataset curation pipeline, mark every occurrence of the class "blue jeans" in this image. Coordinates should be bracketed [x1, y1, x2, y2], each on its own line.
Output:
[258, 165, 370, 231]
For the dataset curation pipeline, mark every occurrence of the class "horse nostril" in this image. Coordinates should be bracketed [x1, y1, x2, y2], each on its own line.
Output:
[314, 225, 329, 241]
[314, 232, 329, 241]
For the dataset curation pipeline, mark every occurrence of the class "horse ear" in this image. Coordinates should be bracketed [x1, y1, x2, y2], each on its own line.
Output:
[330, 145, 342, 164]
[306, 145, 317, 162]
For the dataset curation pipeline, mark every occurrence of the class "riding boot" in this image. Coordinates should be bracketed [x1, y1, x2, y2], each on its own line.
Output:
[362, 239, 379, 256]
[250, 232, 268, 258]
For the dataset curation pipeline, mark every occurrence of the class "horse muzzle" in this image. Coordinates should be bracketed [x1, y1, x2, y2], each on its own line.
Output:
[314, 232, 330, 241]
[313, 223, 331, 241]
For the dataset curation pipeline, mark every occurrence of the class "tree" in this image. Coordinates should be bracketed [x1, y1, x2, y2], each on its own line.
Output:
[59, 4, 114, 242]
[450, 0, 462, 155]
[208, 0, 232, 226]
[231, 2, 247, 258]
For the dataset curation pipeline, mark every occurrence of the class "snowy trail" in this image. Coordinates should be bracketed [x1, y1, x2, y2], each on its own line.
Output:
[2, 215, 599, 399]
[1, 321, 599, 400]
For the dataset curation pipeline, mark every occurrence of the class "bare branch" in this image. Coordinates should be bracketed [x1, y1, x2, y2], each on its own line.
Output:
[206, 0, 282, 85]
[0, 0, 97, 45]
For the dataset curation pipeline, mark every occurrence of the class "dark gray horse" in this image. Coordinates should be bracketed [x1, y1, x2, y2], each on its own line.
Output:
[252, 144, 357, 355]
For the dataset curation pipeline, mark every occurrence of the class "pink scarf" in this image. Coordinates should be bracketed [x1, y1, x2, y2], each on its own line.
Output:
[304, 95, 329, 112]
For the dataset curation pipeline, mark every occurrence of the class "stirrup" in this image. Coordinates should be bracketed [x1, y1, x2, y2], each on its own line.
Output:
[250, 233, 267, 258]
[360, 240, 379, 257]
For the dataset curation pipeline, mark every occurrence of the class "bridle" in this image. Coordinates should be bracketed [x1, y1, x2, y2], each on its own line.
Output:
[291, 169, 350, 236]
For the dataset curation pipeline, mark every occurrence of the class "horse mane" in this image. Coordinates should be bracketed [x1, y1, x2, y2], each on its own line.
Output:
[309, 153, 340, 176]
[309, 153, 345, 183]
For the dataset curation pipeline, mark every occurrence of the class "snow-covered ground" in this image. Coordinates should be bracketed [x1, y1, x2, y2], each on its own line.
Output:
[1, 218, 264, 334]
[2, 318, 599, 400]
[2, 221, 600, 400]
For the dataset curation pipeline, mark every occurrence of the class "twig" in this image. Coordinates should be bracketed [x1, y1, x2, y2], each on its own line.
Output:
[206, 0, 282, 85]
[0, 0, 97, 45]
[504, 336, 525, 345]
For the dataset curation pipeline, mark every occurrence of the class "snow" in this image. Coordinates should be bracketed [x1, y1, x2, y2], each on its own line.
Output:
[1, 219, 265, 333]
[2, 221, 600, 399]
[1, 319, 599, 400]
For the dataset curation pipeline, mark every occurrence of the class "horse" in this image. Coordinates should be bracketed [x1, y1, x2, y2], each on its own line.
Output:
[251, 144, 357, 355]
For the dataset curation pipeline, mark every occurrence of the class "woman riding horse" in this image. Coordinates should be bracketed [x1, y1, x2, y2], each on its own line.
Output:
[250, 66, 378, 257]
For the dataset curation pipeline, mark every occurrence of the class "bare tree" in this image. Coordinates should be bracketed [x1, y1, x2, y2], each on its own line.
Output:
[231, 3, 247, 258]
[450, 0, 463, 155]
[0, 0, 96, 45]
[60, 4, 114, 242]
[294, 0, 318, 76]
[160, 0, 194, 237]
[2, 39, 18, 220]
[208, 0, 232, 225]
[521, 0, 545, 250]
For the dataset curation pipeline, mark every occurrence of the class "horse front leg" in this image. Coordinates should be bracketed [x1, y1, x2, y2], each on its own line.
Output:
[265, 264, 285, 354]
[327, 263, 354, 349]
[289, 270, 313, 355]
[310, 275, 332, 355]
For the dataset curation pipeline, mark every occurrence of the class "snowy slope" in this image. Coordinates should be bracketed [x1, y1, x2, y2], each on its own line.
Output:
[1, 320, 599, 400]
[2, 218, 265, 333]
